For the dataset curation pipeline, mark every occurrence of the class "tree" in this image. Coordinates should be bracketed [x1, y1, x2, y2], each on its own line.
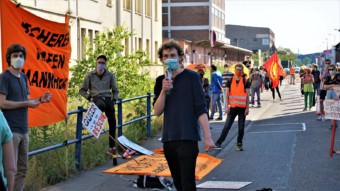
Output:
[68, 26, 153, 100]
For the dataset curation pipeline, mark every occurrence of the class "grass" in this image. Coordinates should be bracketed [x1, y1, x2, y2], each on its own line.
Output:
[24, 97, 163, 190]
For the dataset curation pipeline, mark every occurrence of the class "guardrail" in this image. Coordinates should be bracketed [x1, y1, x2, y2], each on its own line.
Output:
[28, 93, 154, 170]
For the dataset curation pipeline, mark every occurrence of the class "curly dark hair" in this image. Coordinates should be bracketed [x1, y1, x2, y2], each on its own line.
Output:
[157, 40, 184, 59]
[6, 44, 26, 66]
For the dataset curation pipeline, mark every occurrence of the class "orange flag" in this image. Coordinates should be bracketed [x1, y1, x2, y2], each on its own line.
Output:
[0, 0, 71, 126]
[263, 52, 284, 88]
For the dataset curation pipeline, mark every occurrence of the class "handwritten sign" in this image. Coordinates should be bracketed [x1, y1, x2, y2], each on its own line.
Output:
[82, 103, 107, 138]
[324, 100, 340, 120]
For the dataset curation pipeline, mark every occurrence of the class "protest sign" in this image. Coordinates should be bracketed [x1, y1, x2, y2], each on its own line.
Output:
[324, 100, 340, 120]
[82, 103, 107, 138]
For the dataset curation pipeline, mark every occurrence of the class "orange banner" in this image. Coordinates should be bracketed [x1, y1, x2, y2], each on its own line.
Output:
[263, 52, 284, 89]
[103, 153, 222, 180]
[0, 0, 71, 126]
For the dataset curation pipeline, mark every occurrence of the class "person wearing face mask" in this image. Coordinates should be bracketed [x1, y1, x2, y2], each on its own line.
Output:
[317, 59, 332, 121]
[302, 68, 314, 111]
[249, 68, 263, 107]
[215, 64, 250, 151]
[153, 40, 215, 191]
[79, 55, 119, 159]
[0, 44, 52, 191]
[323, 64, 340, 100]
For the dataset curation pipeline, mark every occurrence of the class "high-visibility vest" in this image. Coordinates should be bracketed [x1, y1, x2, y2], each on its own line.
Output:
[290, 67, 295, 74]
[229, 76, 247, 108]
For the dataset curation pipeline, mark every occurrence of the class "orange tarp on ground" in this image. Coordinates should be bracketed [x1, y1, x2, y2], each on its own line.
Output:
[103, 153, 222, 180]
[0, 0, 71, 126]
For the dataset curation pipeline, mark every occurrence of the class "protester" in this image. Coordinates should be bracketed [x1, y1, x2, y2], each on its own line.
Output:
[153, 40, 215, 191]
[249, 68, 263, 107]
[323, 64, 340, 100]
[289, 66, 295, 85]
[317, 59, 331, 121]
[269, 79, 282, 101]
[215, 63, 250, 151]
[299, 68, 306, 96]
[0, 44, 52, 191]
[209, 65, 223, 120]
[198, 69, 210, 112]
[311, 64, 321, 106]
[79, 55, 119, 155]
[0, 111, 15, 191]
[302, 68, 314, 111]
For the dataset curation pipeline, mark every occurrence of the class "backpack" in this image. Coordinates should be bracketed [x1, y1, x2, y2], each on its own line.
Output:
[135, 175, 173, 190]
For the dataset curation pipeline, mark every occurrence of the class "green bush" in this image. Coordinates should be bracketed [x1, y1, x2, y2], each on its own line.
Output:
[24, 26, 163, 190]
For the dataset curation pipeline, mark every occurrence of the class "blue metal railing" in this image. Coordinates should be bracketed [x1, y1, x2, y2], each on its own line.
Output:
[28, 93, 154, 170]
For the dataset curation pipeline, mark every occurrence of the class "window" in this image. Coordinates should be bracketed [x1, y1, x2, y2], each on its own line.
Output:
[135, 0, 142, 14]
[154, 0, 158, 21]
[139, 38, 143, 51]
[154, 41, 158, 63]
[162, 7, 168, 15]
[123, 0, 131, 10]
[146, 39, 150, 58]
[262, 38, 269, 45]
[125, 37, 130, 55]
[145, 0, 151, 17]
[81, 28, 86, 59]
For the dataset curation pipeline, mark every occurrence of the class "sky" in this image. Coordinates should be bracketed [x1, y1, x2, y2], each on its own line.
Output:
[226, 0, 340, 55]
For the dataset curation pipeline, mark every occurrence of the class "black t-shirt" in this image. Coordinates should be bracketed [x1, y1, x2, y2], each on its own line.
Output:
[324, 73, 340, 85]
[311, 70, 321, 84]
[153, 69, 207, 142]
[0, 70, 29, 134]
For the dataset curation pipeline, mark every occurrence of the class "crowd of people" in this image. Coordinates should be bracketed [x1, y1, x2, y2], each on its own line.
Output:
[1, 40, 339, 191]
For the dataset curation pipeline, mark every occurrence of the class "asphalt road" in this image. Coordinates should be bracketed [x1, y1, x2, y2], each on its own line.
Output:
[43, 79, 340, 191]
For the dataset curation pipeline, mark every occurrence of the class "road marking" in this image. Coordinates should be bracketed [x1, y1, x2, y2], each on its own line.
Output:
[249, 123, 306, 134]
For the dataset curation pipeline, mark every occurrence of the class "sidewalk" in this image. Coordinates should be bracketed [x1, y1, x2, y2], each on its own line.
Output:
[42, 80, 339, 191]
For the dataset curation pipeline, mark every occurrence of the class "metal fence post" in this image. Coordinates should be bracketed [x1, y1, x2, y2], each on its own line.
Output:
[75, 106, 83, 170]
[117, 99, 123, 136]
[146, 93, 151, 137]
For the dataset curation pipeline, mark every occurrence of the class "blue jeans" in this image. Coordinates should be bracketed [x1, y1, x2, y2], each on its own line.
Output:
[163, 141, 199, 191]
[210, 93, 222, 118]
[250, 87, 261, 105]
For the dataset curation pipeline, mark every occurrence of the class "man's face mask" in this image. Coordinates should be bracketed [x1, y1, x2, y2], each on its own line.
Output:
[97, 64, 105, 71]
[164, 59, 179, 71]
[11, 57, 24, 69]
[235, 67, 243, 76]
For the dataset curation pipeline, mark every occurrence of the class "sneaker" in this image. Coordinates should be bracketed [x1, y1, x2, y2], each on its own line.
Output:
[236, 143, 243, 151]
[214, 143, 222, 150]
[257, 105, 261, 108]
[302, 108, 307, 111]
[316, 116, 325, 122]
[251, 104, 255, 107]
[215, 117, 223, 120]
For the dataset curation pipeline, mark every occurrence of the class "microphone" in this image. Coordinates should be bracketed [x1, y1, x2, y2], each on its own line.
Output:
[166, 69, 173, 95]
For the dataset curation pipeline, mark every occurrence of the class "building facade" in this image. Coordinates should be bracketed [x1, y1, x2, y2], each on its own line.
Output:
[225, 24, 275, 52]
[162, 0, 251, 67]
[0, 0, 162, 68]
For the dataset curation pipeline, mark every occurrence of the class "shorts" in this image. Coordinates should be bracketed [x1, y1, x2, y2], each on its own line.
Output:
[326, 89, 338, 99]
[320, 89, 327, 100]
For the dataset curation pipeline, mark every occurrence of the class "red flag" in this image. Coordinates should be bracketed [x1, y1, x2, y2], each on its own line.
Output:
[263, 52, 284, 88]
